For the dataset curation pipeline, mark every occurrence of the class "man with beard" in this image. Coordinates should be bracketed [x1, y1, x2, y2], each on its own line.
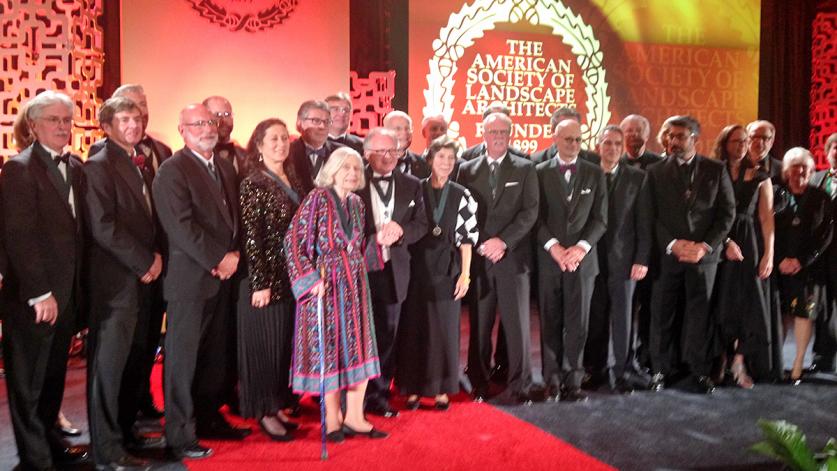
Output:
[326, 92, 364, 154]
[746, 120, 782, 180]
[646, 116, 735, 394]
[153, 104, 247, 461]
[204, 96, 246, 175]
[531, 107, 600, 165]
[384, 110, 430, 179]
[288, 100, 344, 193]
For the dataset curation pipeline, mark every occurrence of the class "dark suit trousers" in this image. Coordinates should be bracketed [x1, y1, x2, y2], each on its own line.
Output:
[650, 258, 718, 377]
[539, 269, 595, 389]
[88, 283, 155, 464]
[164, 280, 232, 448]
[131, 281, 164, 412]
[632, 276, 654, 368]
[3, 299, 76, 469]
[366, 263, 402, 405]
[467, 269, 532, 393]
[587, 274, 638, 379]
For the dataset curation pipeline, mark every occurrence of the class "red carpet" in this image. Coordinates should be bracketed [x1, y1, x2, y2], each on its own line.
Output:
[150, 366, 613, 470]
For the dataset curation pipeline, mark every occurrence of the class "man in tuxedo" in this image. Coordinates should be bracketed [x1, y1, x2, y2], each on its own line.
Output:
[621, 114, 664, 170]
[535, 119, 607, 402]
[808, 132, 837, 374]
[531, 107, 600, 165]
[1, 90, 88, 470]
[358, 127, 428, 417]
[153, 103, 247, 460]
[326, 92, 364, 154]
[647, 116, 735, 394]
[746, 120, 781, 180]
[456, 112, 539, 404]
[84, 97, 164, 470]
[461, 102, 527, 161]
[583, 125, 652, 394]
[420, 114, 448, 154]
[204, 95, 246, 175]
[289, 100, 343, 193]
[383, 110, 430, 179]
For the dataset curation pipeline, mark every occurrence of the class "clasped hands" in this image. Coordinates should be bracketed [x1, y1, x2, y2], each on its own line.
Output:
[478, 237, 506, 263]
[548, 244, 587, 272]
[671, 240, 709, 264]
[376, 221, 403, 247]
[211, 251, 240, 280]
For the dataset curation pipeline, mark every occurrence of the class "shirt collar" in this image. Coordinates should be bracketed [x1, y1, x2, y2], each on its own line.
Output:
[40, 143, 64, 158]
[188, 148, 215, 168]
[486, 152, 507, 166]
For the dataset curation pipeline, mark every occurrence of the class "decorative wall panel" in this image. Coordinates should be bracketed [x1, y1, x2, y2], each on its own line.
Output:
[810, 11, 837, 165]
[349, 70, 395, 137]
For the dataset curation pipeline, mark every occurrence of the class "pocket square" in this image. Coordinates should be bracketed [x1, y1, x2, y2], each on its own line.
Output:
[580, 188, 592, 195]
[504, 181, 519, 187]
[408, 200, 416, 207]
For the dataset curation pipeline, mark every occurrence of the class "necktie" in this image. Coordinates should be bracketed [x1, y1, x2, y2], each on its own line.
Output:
[489, 161, 498, 197]
[208, 160, 219, 182]
[606, 172, 614, 193]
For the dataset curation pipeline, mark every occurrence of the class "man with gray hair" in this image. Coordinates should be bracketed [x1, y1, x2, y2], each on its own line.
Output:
[461, 102, 528, 161]
[1, 90, 89, 469]
[383, 110, 430, 179]
[288, 99, 344, 193]
[746, 120, 781, 180]
[326, 91, 364, 154]
[620, 114, 663, 170]
[204, 95, 246, 175]
[531, 107, 600, 165]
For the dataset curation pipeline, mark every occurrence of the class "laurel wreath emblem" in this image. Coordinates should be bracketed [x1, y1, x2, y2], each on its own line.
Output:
[423, 0, 611, 145]
[186, 0, 298, 33]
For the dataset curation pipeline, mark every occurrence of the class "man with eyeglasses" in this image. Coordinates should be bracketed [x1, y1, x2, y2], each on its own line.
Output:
[535, 119, 608, 402]
[383, 110, 430, 179]
[531, 107, 600, 165]
[153, 103, 249, 461]
[746, 120, 781, 181]
[461, 102, 528, 161]
[204, 95, 246, 176]
[646, 115, 735, 394]
[325, 92, 364, 154]
[1, 90, 89, 470]
[357, 127, 427, 417]
[288, 100, 344, 193]
[456, 112, 539, 404]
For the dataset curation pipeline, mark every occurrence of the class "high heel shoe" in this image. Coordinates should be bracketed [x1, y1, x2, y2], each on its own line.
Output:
[730, 363, 754, 389]
[405, 396, 420, 410]
[277, 416, 299, 431]
[259, 418, 293, 442]
[342, 423, 388, 439]
[326, 429, 345, 443]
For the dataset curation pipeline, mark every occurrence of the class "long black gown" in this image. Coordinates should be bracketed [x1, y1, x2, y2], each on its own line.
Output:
[715, 168, 774, 380]
[395, 179, 478, 396]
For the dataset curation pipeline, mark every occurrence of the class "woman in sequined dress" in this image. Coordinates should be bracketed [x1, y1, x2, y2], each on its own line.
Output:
[237, 118, 305, 441]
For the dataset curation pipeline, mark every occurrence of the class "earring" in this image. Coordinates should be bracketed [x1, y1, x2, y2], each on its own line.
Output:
[258, 153, 263, 162]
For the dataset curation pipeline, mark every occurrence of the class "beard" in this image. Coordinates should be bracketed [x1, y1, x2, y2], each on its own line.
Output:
[193, 134, 219, 153]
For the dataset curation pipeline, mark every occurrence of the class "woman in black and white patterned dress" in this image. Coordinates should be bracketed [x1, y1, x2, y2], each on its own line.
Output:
[395, 136, 478, 411]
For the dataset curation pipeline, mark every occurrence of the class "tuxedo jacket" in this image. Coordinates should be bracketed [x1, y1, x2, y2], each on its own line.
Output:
[531, 145, 600, 165]
[461, 142, 528, 161]
[600, 165, 652, 278]
[811, 169, 837, 264]
[646, 154, 735, 264]
[89, 135, 172, 173]
[152, 148, 240, 301]
[456, 152, 539, 276]
[83, 140, 161, 307]
[400, 150, 431, 179]
[535, 158, 607, 278]
[621, 150, 664, 171]
[357, 169, 428, 302]
[288, 139, 344, 194]
[328, 133, 364, 154]
[756, 154, 783, 182]
[0, 142, 84, 314]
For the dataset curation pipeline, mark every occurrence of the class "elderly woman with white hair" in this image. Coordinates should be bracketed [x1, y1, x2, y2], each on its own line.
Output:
[774, 147, 833, 384]
[284, 146, 387, 443]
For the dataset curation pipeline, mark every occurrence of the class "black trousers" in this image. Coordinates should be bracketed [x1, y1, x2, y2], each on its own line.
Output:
[586, 273, 638, 379]
[132, 280, 165, 413]
[539, 268, 595, 389]
[366, 263, 402, 407]
[3, 296, 77, 470]
[467, 269, 532, 393]
[164, 281, 233, 449]
[650, 259, 718, 377]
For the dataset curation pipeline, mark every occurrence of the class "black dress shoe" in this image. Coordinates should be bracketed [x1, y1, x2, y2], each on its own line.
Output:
[366, 404, 399, 418]
[169, 442, 213, 460]
[57, 424, 82, 437]
[694, 376, 716, 394]
[51, 444, 89, 465]
[545, 384, 562, 402]
[472, 385, 490, 403]
[325, 430, 345, 443]
[196, 420, 252, 440]
[434, 400, 450, 411]
[342, 424, 389, 439]
[95, 454, 151, 471]
[561, 387, 589, 402]
[405, 397, 421, 410]
[125, 435, 166, 451]
[259, 418, 294, 442]
[612, 379, 634, 395]
[137, 403, 164, 420]
[650, 372, 666, 392]
[278, 417, 299, 432]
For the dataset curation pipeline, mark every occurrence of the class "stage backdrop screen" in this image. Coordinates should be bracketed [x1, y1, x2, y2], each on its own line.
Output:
[408, 0, 760, 155]
[121, 0, 349, 149]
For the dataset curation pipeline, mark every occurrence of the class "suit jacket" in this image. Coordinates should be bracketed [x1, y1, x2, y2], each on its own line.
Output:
[89, 135, 172, 175]
[756, 154, 783, 182]
[811, 169, 837, 265]
[461, 142, 528, 161]
[398, 150, 431, 179]
[288, 139, 344, 194]
[621, 150, 664, 171]
[83, 140, 160, 307]
[535, 158, 607, 278]
[328, 133, 364, 154]
[214, 141, 247, 177]
[456, 152, 539, 277]
[356, 169, 427, 303]
[599, 165, 652, 278]
[647, 154, 735, 264]
[0, 142, 84, 314]
[530, 145, 600, 165]
[152, 147, 240, 301]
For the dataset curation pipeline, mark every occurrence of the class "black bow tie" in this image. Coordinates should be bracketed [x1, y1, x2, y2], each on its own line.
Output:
[53, 153, 70, 164]
[372, 175, 393, 183]
[308, 146, 328, 159]
[558, 163, 576, 174]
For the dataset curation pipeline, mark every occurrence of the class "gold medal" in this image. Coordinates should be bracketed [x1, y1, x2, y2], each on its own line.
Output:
[432, 226, 442, 236]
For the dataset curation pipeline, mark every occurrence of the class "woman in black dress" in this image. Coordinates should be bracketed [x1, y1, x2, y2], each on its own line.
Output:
[712, 124, 774, 387]
[237, 118, 305, 440]
[774, 147, 833, 384]
[396, 136, 478, 411]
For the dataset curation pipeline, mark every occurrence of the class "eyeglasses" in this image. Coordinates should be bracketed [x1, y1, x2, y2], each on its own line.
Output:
[183, 120, 218, 128]
[367, 148, 397, 157]
[563, 137, 583, 144]
[668, 132, 693, 142]
[39, 116, 73, 126]
[749, 134, 773, 141]
[329, 106, 351, 114]
[212, 111, 233, 118]
[728, 138, 747, 145]
[303, 117, 332, 127]
[485, 129, 510, 137]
